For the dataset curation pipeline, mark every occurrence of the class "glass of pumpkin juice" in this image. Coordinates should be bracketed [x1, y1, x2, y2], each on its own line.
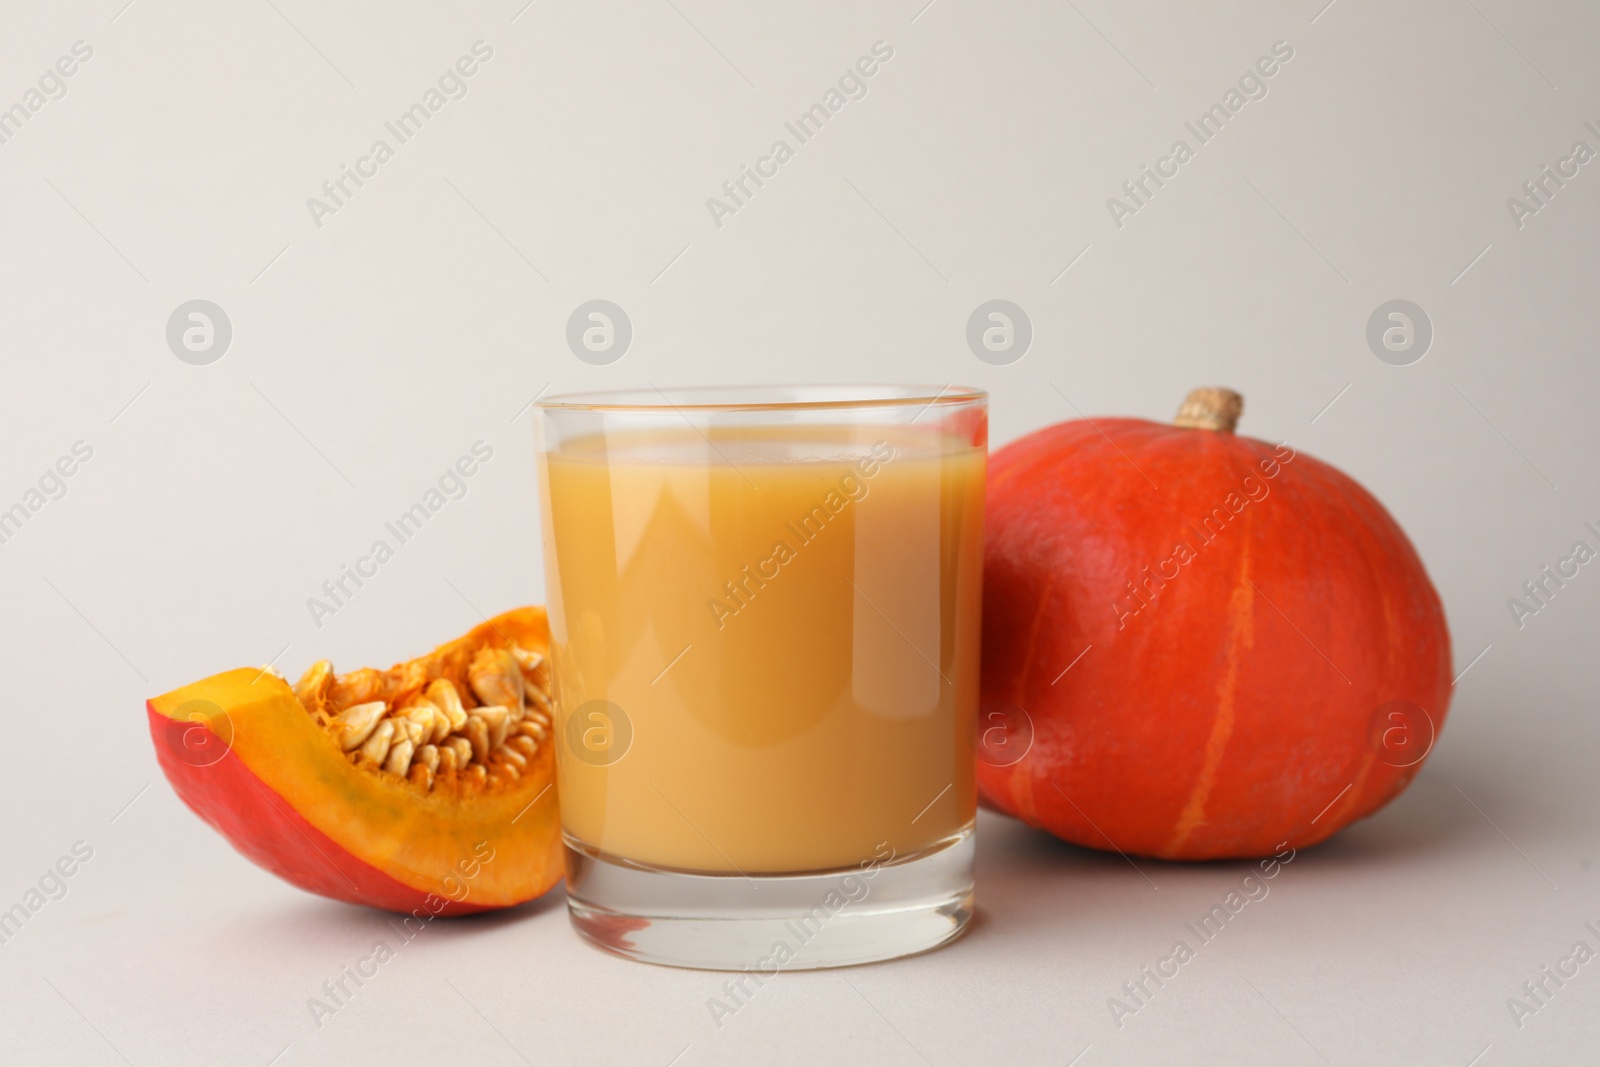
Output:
[535, 386, 986, 969]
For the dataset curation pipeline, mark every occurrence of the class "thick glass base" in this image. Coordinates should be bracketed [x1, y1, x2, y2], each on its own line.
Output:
[564, 829, 975, 970]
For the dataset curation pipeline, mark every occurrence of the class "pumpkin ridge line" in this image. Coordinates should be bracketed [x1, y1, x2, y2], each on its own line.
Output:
[1163, 448, 1258, 856]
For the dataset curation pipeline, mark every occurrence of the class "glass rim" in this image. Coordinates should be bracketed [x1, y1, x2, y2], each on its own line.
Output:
[535, 384, 986, 414]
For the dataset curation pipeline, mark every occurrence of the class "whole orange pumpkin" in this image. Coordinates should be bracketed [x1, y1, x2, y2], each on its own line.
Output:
[978, 388, 1452, 859]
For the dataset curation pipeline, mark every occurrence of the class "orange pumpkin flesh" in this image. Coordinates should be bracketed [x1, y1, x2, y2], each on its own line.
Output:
[979, 389, 1452, 859]
[148, 608, 562, 914]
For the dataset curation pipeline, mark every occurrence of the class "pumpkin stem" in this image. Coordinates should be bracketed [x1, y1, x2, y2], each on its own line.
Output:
[1174, 387, 1243, 432]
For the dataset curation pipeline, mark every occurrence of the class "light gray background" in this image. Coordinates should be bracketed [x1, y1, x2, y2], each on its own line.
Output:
[1, 0, 1596, 1063]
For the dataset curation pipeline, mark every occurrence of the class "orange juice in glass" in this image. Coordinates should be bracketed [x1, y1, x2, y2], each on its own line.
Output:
[536, 386, 985, 969]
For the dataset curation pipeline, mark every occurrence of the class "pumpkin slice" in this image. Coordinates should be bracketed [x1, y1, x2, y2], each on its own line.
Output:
[147, 607, 561, 915]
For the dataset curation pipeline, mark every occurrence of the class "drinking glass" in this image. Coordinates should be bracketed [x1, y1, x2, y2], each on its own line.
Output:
[535, 385, 986, 969]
